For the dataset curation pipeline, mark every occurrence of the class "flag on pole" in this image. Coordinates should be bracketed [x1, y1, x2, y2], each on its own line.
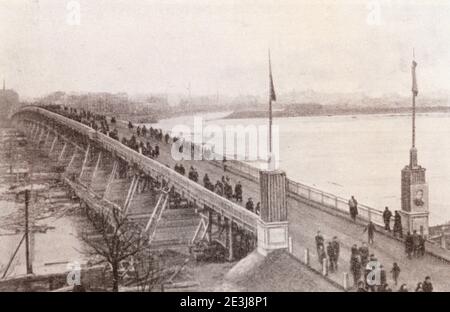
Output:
[269, 51, 276, 101]
[412, 59, 418, 97]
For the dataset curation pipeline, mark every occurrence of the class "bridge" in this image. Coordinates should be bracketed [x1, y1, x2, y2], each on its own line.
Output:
[11, 105, 450, 291]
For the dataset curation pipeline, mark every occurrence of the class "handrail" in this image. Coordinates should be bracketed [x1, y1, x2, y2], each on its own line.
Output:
[209, 148, 394, 229]
[13, 106, 260, 232]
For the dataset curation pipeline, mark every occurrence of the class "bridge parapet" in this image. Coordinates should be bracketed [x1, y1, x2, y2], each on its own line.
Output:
[13, 106, 260, 233]
[215, 154, 395, 230]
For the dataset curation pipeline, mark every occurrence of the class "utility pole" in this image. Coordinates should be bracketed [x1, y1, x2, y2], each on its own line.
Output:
[24, 189, 33, 274]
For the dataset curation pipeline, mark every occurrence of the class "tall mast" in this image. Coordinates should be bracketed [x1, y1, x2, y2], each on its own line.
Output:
[410, 49, 419, 167]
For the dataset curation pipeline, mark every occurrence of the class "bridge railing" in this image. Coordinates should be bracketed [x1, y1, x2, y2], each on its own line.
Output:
[97, 134, 260, 232]
[14, 106, 260, 232]
[17, 106, 96, 138]
[214, 158, 387, 227]
[286, 179, 385, 226]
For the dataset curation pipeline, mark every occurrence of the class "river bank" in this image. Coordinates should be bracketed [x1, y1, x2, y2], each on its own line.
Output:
[224, 105, 450, 119]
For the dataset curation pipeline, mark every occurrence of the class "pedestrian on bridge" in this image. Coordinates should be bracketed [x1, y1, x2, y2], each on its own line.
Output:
[383, 207, 392, 232]
[326, 242, 337, 273]
[405, 232, 414, 259]
[331, 236, 340, 270]
[358, 242, 369, 271]
[203, 173, 211, 189]
[234, 181, 243, 202]
[419, 234, 426, 257]
[317, 245, 327, 266]
[315, 231, 324, 257]
[363, 221, 375, 245]
[348, 196, 358, 222]
[412, 230, 421, 257]
[390, 262, 401, 286]
[245, 197, 254, 212]
[350, 253, 362, 287]
[422, 276, 433, 292]
[415, 282, 424, 292]
[224, 181, 233, 200]
[393, 211, 403, 238]
[142, 125, 147, 137]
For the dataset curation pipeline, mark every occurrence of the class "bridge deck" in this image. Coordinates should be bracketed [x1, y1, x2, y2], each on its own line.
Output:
[112, 117, 450, 291]
[14, 107, 450, 291]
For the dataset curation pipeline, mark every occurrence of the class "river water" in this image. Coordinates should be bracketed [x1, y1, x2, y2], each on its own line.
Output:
[0, 127, 88, 278]
[151, 112, 450, 226]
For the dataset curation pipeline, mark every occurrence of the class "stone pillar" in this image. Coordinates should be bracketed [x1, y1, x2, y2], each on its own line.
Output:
[399, 147, 429, 236]
[257, 170, 289, 256]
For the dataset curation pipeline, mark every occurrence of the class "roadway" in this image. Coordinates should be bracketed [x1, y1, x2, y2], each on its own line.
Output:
[64, 116, 450, 291]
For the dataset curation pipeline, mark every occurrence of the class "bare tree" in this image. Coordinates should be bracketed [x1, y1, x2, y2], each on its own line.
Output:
[128, 249, 163, 292]
[81, 205, 151, 292]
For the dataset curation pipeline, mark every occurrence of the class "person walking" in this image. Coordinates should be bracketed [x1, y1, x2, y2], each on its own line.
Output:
[393, 211, 403, 238]
[405, 231, 414, 259]
[350, 253, 362, 287]
[255, 202, 261, 216]
[363, 221, 376, 245]
[382, 207, 392, 232]
[391, 262, 401, 286]
[415, 282, 424, 292]
[358, 242, 370, 272]
[234, 181, 243, 202]
[422, 276, 433, 292]
[315, 231, 325, 257]
[331, 236, 340, 271]
[348, 195, 358, 222]
[419, 234, 426, 257]
[378, 265, 387, 292]
[326, 242, 336, 273]
[317, 245, 327, 266]
[412, 230, 420, 257]
[245, 198, 254, 212]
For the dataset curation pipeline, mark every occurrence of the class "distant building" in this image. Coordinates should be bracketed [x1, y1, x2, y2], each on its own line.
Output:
[0, 80, 20, 121]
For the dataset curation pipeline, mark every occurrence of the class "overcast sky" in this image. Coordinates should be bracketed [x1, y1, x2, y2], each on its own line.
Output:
[1, 0, 450, 99]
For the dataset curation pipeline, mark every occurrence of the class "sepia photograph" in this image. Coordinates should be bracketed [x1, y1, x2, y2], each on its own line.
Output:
[0, 0, 449, 296]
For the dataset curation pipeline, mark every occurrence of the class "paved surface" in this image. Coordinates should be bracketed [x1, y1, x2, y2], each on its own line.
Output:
[100, 120, 450, 291]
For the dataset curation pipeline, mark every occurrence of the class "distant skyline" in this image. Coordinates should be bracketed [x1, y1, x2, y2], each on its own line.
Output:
[2, 0, 450, 99]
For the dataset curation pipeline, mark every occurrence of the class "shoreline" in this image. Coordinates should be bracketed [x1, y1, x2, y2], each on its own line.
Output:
[223, 106, 450, 120]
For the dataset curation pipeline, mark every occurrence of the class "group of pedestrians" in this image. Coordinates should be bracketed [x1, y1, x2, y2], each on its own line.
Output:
[404, 230, 426, 259]
[348, 197, 405, 246]
[121, 134, 160, 158]
[245, 197, 260, 215]
[382, 207, 403, 238]
[315, 228, 434, 292]
[315, 231, 341, 273]
[358, 275, 433, 292]
[174, 162, 253, 213]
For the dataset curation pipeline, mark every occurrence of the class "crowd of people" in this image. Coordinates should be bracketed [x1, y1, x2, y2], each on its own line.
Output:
[173, 162, 258, 214]
[315, 229, 434, 292]
[348, 196, 427, 259]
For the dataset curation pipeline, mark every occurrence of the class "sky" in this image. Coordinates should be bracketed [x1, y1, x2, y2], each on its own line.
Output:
[1, 0, 450, 99]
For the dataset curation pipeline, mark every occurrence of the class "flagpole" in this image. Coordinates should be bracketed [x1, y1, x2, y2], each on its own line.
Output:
[269, 93, 272, 156]
[412, 89, 416, 148]
[412, 49, 416, 149]
[268, 50, 273, 166]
